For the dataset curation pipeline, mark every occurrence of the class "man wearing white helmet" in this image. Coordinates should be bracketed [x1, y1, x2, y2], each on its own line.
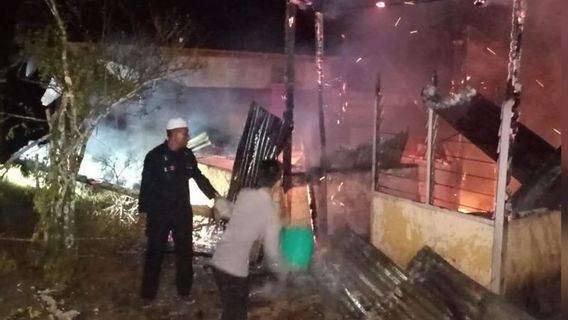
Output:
[138, 117, 218, 305]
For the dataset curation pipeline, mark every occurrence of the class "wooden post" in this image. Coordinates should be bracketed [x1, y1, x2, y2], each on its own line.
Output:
[282, 1, 296, 193]
[315, 11, 327, 236]
[425, 72, 439, 205]
[491, 0, 526, 294]
[371, 73, 383, 193]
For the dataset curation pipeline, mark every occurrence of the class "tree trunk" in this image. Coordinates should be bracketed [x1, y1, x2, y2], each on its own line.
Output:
[34, 84, 90, 279]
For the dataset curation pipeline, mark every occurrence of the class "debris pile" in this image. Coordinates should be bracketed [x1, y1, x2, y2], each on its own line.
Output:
[314, 229, 535, 319]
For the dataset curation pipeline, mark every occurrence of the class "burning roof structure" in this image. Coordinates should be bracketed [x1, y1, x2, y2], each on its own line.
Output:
[421, 84, 561, 212]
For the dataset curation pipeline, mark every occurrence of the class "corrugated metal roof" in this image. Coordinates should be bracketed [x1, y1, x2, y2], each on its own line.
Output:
[313, 229, 535, 320]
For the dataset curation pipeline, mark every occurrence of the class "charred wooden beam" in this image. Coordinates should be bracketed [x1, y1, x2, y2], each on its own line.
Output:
[282, 1, 296, 193]
[315, 11, 328, 236]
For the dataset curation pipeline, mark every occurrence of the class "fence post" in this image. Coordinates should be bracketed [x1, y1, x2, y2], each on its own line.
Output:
[372, 73, 383, 193]
[491, 0, 526, 294]
[425, 72, 439, 205]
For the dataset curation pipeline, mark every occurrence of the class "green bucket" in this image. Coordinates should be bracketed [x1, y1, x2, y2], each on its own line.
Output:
[280, 226, 314, 272]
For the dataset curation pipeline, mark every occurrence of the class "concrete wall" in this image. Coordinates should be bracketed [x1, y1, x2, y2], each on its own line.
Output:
[371, 192, 494, 286]
[503, 210, 561, 302]
[371, 191, 561, 296]
[171, 49, 338, 90]
[196, 156, 233, 197]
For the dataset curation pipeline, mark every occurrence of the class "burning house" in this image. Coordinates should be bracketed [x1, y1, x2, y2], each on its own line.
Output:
[0, 0, 561, 318]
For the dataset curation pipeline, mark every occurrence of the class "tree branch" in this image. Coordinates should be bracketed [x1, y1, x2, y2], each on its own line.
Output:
[0, 112, 47, 123]
[45, 0, 79, 134]
[5, 134, 51, 166]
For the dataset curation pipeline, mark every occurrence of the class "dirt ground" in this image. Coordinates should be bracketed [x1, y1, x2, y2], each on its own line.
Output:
[0, 236, 326, 320]
[0, 181, 325, 320]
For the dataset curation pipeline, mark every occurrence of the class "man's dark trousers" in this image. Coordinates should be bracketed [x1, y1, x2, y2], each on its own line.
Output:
[213, 267, 249, 320]
[141, 211, 193, 299]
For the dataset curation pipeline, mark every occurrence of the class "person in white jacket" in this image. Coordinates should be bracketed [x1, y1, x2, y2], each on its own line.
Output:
[211, 159, 287, 320]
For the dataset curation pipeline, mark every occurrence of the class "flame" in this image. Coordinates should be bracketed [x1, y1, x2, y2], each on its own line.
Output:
[458, 206, 473, 214]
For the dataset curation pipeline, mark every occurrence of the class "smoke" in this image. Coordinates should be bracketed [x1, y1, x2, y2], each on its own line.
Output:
[80, 79, 245, 192]
[290, 0, 314, 11]
[314, 0, 563, 155]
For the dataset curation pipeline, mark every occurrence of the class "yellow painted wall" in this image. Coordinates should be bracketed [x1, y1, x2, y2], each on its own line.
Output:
[371, 192, 494, 286]
[503, 210, 561, 297]
[196, 163, 232, 197]
[285, 185, 312, 227]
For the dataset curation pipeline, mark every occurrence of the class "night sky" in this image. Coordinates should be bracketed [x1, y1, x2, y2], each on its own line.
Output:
[0, 0, 351, 160]
[0, 0, 361, 55]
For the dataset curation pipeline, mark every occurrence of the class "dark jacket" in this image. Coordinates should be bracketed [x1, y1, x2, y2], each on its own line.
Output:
[138, 142, 217, 218]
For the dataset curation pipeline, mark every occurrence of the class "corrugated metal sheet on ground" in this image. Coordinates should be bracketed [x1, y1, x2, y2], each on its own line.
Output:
[313, 229, 534, 320]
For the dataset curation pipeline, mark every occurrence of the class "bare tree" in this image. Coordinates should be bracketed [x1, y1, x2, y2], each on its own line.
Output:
[15, 0, 200, 281]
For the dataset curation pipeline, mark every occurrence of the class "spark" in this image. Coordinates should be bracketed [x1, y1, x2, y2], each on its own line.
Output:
[535, 79, 545, 88]
[394, 17, 402, 27]
[553, 128, 561, 135]
[288, 17, 295, 28]
[404, 1, 415, 5]
[341, 34, 346, 39]
[337, 119, 341, 125]
[355, 57, 363, 63]
[338, 182, 344, 191]
[339, 202, 345, 207]
[466, 75, 471, 81]
[376, 1, 386, 8]
[319, 176, 326, 181]
[486, 47, 497, 55]
[409, 30, 418, 34]
[473, 0, 486, 6]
